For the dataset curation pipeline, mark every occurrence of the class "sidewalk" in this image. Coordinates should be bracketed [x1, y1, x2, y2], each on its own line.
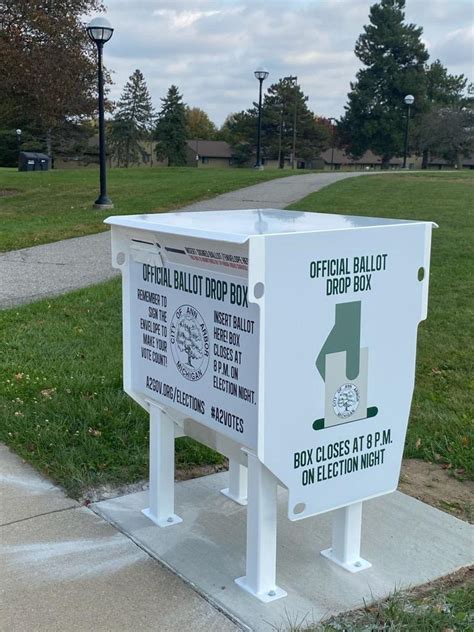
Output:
[0, 171, 368, 308]
[0, 444, 239, 631]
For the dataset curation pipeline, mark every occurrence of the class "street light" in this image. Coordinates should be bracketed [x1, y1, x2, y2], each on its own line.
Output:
[254, 69, 269, 169]
[403, 94, 414, 170]
[328, 118, 337, 170]
[87, 17, 114, 209]
[284, 75, 298, 169]
[16, 129, 21, 169]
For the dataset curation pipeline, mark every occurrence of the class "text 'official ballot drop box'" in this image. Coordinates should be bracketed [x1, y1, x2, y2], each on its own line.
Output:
[106, 208, 435, 602]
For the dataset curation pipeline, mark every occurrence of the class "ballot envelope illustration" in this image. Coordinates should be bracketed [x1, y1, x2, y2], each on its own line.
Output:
[313, 300, 378, 431]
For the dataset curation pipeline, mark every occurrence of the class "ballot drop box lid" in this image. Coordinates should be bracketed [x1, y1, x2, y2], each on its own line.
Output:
[106, 209, 435, 521]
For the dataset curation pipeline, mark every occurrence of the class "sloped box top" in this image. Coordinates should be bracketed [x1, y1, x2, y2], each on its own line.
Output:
[105, 209, 434, 244]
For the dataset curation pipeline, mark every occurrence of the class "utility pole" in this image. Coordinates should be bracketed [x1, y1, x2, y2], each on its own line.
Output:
[277, 99, 283, 168]
[284, 76, 298, 169]
[328, 118, 337, 170]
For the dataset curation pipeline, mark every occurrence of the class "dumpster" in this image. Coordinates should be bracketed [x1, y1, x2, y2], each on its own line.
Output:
[106, 208, 435, 601]
[18, 151, 50, 171]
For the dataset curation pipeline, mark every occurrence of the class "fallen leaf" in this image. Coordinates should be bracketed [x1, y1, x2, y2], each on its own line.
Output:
[88, 427, 102, 437]
[14, 372, 24, 381]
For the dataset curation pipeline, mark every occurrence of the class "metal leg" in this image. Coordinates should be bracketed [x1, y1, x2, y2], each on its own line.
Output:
[221, 459, 248, 505]
[142, 404, 182, 528]
[235, 453, 287, 602]
[321, 502, 371, 572]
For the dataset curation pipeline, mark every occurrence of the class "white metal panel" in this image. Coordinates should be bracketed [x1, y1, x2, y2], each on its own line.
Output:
[258, 223, 434, 519]
[127, 245, 260, 450]
[105, 209, 428, 243]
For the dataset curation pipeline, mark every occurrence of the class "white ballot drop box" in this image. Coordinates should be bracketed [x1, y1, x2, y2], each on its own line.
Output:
[106, 209, 435, 602]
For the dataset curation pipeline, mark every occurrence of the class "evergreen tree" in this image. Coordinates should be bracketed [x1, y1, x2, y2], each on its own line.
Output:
[261, 78, 330, 166]
[109, 69, 154, 167]
[220, 78, 329, 166]
[339, 0, 429, 167]
[425, 60, 467, 107]
[185, 107, 217, 140]
[219, 111, 255, 145]
[154, 85, 187, 166]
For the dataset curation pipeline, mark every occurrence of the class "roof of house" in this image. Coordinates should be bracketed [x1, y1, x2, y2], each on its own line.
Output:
[319, 148, 405, 165]
[430, 154, 474, 166]
[187, 140, 233, 158]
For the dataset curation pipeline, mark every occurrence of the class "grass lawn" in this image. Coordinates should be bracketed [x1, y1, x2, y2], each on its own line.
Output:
[0, 171, 472, 499]
[290, 171, 474, 477]
[0, 166, 298, 252]
[0, 279, 223, 498]
[307, 573, 473, 631]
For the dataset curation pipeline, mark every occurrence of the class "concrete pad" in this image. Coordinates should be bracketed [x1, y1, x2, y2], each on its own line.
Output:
[0, 504, 238, 632]
[0, 444, 78, 525]
[93, 472, 474, 632]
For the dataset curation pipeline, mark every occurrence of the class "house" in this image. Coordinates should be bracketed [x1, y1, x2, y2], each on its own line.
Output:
[186, 140, 234, 168]
[54, 134, 168, 169]
[428, 154, 474, 170]
[317, 148, 419, 170]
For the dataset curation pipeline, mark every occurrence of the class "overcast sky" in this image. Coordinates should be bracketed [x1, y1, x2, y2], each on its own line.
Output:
[101, 0, 474, 126]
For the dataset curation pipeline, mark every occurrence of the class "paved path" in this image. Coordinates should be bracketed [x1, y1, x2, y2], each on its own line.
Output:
[0, 444, 238, 631]
[0, 171, 369, 308]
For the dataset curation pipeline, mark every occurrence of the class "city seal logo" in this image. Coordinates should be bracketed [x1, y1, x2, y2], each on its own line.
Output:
[333, 383, 360, 419]
[170, 305, 210, 381]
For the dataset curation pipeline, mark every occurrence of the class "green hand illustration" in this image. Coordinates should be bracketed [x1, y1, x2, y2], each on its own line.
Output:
[316, 301, 361, 381]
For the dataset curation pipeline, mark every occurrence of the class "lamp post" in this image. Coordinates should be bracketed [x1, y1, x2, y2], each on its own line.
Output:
[86, 17, 114, 209]
[328, 118, 337, 170]
[277, 98, 284, 168]
[16, 129, 21, 169]
[284, 75, 298, 169]
[403, 94, 414, 170]
[254, 69, 269, 169]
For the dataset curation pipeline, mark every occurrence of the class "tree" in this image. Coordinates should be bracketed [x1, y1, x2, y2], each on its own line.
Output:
[425, 60, 467, 107]
[185, 107, 217, 140]
[339, 0, 429, 167]
[177, 318, 204, 367]
[417, 61, 469, 167]
[154, 85, 187, 166]
[417, 106, 473, 167]
[260, 78, 330, 166]
[220, 78, 330, 167]
[0, 0, 105, 159]
[219, 111, 255, 145]
[109, 69, 154, 167]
